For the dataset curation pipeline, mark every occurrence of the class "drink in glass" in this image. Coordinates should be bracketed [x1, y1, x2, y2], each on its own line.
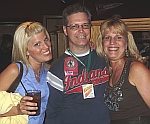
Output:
[25, 90, 41, 116]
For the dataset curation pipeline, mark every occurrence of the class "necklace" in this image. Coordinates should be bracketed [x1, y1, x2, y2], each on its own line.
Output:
[34, 73, 40, 78]
[34, 72, 40, 82]
[110, 60, 125, 86]
[29, 64, 40, 78]
[28, 64, 41, 82]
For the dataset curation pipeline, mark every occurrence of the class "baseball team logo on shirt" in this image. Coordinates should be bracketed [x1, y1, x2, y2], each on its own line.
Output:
[64, 56, 78, 76]
[64, 67, 109, 95]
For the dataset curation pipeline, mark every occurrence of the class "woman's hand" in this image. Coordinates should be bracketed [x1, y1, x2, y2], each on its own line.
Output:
[17, 96, 38, 115]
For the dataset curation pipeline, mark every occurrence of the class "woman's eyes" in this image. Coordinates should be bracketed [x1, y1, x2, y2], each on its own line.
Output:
[103, 35, 124, 41]
[33, 38, 49, 46]
[33, 42, 40, 46]
[103, 36, 111, 40]
[44, 38, 49, 42]
[116, 36, 123, 40]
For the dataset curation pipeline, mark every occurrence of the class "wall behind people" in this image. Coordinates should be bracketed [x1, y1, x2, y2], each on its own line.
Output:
[0, 34, 13, 73]
[0, 0, 150, 23]
[0, 24, 18, 39]
[0, 0, 67, 23]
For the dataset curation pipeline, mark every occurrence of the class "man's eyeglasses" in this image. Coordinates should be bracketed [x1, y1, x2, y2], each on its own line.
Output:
[66, 23, 91, 30]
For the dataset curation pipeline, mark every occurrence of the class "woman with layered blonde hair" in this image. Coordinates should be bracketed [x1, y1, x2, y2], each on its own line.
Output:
[96, 18, 143, 74]
[96, 18, 150, 124]
[0, 21, 52, 124]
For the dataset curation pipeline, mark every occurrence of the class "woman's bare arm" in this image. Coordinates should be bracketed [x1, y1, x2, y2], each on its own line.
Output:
[0, 96, 37, 117]
[129, 61, 150, 108]
[0, 64, 38, 117]
[0, 63, 19, 90]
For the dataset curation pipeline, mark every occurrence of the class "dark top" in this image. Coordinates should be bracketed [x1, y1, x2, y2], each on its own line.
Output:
[104, 60, 150, 120]
[46, 50, 110, 124]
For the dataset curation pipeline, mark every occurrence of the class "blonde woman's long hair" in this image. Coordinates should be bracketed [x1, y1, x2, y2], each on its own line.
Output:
[12, 22, 50, 72]
[95, 18, 143, 74]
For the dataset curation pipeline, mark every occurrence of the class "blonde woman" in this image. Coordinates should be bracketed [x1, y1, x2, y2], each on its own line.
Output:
[0, 22, 52, 124]
[96, 18, 150, 124]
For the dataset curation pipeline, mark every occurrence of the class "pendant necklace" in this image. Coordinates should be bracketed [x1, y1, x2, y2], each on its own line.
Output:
[34, 73, 40, 78]
[29, 64, 40, 82]
[34, 72, 40, 82]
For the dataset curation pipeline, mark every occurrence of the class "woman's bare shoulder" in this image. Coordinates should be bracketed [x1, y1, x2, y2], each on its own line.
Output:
[1, 63, 19, 75]
[130, 61, 149, 72]
[129, 61, 150, 85]
[0, 63, 19, 89]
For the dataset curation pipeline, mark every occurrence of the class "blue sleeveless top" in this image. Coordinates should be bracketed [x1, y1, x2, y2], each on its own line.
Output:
[15, 63, 49, 124]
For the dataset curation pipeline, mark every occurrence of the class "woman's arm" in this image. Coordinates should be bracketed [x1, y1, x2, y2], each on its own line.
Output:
[0, 96, 38, 117]
[129, 61, 150, 108]
[0, 105, 20, 117]
[0, 64, 38, 117]
[0, 63, 19, 90]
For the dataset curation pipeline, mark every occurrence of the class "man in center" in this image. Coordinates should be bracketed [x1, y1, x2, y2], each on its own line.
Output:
[45, 4, 110, 124]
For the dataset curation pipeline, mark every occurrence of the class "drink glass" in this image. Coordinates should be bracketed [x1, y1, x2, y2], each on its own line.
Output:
[25, 90, 41, 116]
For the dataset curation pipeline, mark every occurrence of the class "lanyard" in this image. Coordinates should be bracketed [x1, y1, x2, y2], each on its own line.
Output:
[67, 48, 92, 72]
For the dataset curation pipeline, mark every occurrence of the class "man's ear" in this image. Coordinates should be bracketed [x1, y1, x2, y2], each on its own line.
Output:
[63, 26, 68, 36]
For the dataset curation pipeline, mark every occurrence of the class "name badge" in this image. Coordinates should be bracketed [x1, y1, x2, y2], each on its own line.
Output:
[82, 84, 95, 99]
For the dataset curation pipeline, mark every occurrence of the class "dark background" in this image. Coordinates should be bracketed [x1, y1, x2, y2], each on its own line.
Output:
[0, 0, 149, 69]
[0, 0, 149, 23]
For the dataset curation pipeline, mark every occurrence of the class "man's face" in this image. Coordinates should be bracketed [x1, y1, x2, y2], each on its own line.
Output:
[63, 12, 91, 51]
